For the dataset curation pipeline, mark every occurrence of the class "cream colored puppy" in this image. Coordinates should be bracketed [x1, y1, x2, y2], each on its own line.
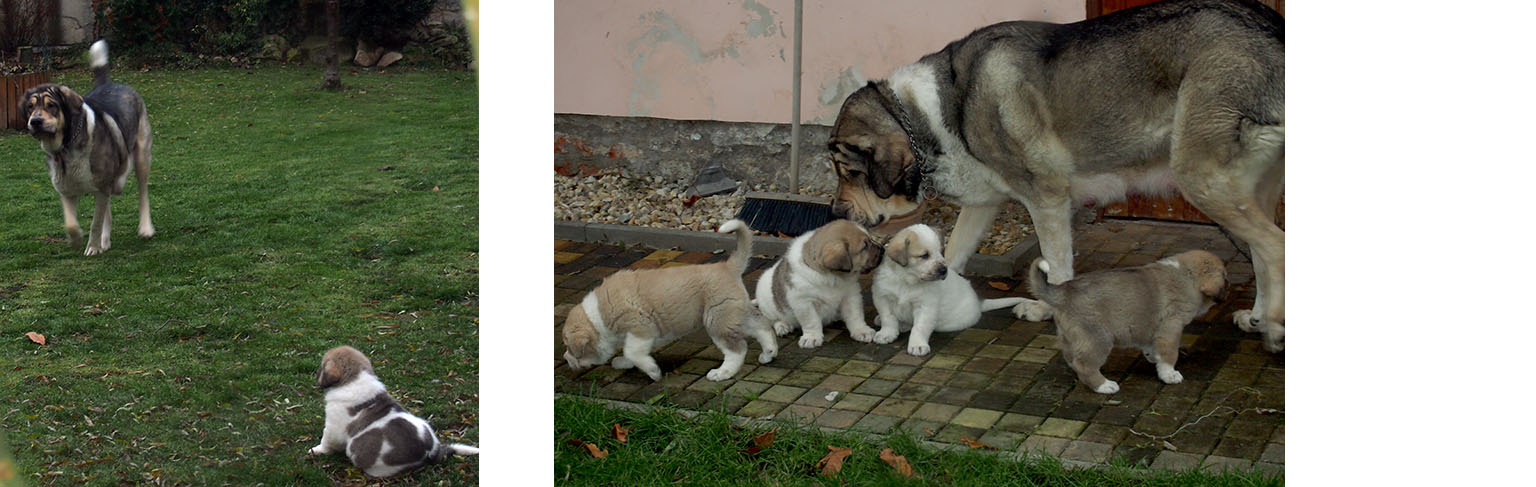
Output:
[755, 219, 884, 348]
[562, 220, 777, 381]
[870, 224, 1027, 355]
[1028, 250, 1227, 394]
[310, 346, 479, 477]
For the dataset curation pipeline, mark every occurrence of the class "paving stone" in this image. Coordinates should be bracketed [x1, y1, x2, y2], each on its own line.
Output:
[954, 328, 999, 342]
[705, 394, 751, 414]
[976, 344, 1022, 360]
[1211, 437, 1265, 460]
[1113, 444, 1163, 467]
[886, 352, 928, 366]
[873, 364, 918, 381]
[794, 388, 842, 407]
[935, 424, 988, 445]
[676, 359, 720, 375]
[779, 405, 825, 424]
[1016, 347, 1058, 364]
[1271, 424, 1284, 444]
[737, 399, 788, 418]
[1201, 455, 1253, 472]
[597, 382, 642, 401]
[741, 366, 791, 384]
[899, 418, 946, 439]
[850, 414, 905, 434]
[1026, 335, 1058, 349]
[723, 380, 772, 399]
[1251, 462, 1284, 476]
[835, 360, 882, 378]
[1019, 435, 1071, 457]
[816, 374, 864, 393]
[779, 370, 829, 388]
[759, 384, 808, 403]
[852, 378, 901, 396]
[967, 389, 1017, 411]
[963, 357, 1009, 374]
[908, 368, 956, 385]
[815, 409, 866, 429]
[800, 357, 846, 373]
[831, 393, 883, 413]
[669, 390, 713, 409]
[973, 429, 1028, 451]
[1053, 400, 1101, 422]
[948, 371, 993, 389]
[923, 354, 968, 370]
[1078, 423, 1129, 445]
[911, 402, 963, 423]
[1061, 441, 1115, 464]
[871, 398, 923, 418]
[1260, 443, 1284, 464]
[891, 383, 939, 401]
[951, 408, 1004, 429]
[995, 413, 1046, 434]
[1131, 413, 1183, 437]
[1150, 451, 1204, 470]
[929, 386, 979, 406]
[1035, 418, 1088, 438]
[1008, 395, 1059, 417]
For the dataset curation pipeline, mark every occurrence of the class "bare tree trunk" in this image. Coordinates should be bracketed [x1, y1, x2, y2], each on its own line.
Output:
[319, 0, 341, 91]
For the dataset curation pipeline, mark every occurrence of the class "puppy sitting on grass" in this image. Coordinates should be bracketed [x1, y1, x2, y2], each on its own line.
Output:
[869, 224, 1027, 356]
[1028, 250, 1227, 394]
[310, 346, 478, 477]
[562, 219, 777, 381]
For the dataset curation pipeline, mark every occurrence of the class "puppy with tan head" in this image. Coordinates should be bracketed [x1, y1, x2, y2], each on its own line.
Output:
[310, 346, 479, 477]
[755, 219, 884, 348]
[562, 219, 777, 382]
[1028, 250, 1228, 394]
[870, 224, 1027, 355]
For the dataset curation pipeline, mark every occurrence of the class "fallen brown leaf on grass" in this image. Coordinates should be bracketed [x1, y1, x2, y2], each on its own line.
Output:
[987, 281, 1012, 291]
[960, 436, 998, 450]
[816, 446, 853, 477]
[566, 438, 608, 459]
[879, 448, 916, 478]
[612, 424, 631, 443]
[24, 332, 45, 346]
[737, 426, 776, 456]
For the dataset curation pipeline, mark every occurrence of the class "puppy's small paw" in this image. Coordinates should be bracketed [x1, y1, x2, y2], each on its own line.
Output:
[1158, 367, 1184, 385]
[1234, 310, 1261, 332]
[873, 328, 899, 344]
[773, 321, 793, 336]
[907, 343, 931, 356]
[758, 347, 777, 364]
[1094, 380, 1120, 394]
[706, 368, 737, 381]
[848, 327, 875, 343]
[309, 445, 329, 455]
[798, 334, 823, 349]
[1014, 301, 1053, 321]
[640, 366, 663, 382]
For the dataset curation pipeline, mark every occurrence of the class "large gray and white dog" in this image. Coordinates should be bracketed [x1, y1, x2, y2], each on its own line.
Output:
[825, 0, 1284, 351]
[19, 40, 154, 256]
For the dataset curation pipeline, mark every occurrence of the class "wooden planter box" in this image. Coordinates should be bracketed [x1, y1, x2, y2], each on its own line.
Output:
[3, 71, 51, 130]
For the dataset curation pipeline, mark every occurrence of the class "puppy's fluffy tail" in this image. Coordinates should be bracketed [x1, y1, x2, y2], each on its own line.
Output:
[718, 219, 754, 275]
[428, 442, 480, 463]
[979, 297, 1027, 313]
[1026, 258, 1065, 306]
[90, 40, 111, 87]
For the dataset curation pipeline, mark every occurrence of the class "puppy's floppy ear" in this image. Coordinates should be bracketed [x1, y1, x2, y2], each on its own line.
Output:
[817, 240, 854, 273]
[315, 358, 344, 388]
[887, 233, 910, 266]
[1198, 266, 1226, 298]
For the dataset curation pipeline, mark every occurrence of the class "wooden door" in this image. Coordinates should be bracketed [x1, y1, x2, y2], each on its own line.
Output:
[1087, 0, 1282, 226]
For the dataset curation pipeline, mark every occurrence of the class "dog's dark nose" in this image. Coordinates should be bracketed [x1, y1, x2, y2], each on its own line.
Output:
[28, 118, 42, 129]
[935, 265, 948, 278]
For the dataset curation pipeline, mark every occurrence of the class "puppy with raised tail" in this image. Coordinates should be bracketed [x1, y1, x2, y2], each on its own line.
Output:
[310, 346, 478, 477]
[562, 219, 777, 381]
[755, 219, 884, 348]
[870, 224, 1026, 355]
[1028, 250, 1227, 394]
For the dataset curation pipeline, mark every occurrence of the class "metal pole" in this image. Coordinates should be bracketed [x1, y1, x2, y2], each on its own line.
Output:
[790, 0, 803, 194]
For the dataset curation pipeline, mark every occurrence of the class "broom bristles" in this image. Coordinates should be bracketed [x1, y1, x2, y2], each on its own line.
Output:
[736, 197, 834, 237]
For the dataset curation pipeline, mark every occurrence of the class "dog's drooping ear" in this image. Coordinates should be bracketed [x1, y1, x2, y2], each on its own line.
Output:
[316, 346, 372, 389]
[54, 86, 86, 148]
[887, 233, 911, 267]
[814, 240, 854, 273]
[829, 84, 915, 199]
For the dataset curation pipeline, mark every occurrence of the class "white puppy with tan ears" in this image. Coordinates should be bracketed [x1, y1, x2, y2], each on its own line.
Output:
[310, 346, 478, 478]
[755, 219, 885, 348]
[870, 224, 1027, 355]
[562, 219, 778, 381]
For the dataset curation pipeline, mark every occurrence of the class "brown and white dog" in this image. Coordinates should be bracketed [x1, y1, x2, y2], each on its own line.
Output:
[310, 346, 479, 477]
[754, 219, 885, 348]
[19, 40, 154, 255]
[1027, 250, 1227, 394]
[562, 219, 778, 381]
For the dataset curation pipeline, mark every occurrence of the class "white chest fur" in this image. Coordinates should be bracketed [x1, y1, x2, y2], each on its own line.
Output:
[45, 103, 98, 197]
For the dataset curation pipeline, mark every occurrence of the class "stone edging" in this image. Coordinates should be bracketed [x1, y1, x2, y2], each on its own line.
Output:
[554, 220, 1039, 278]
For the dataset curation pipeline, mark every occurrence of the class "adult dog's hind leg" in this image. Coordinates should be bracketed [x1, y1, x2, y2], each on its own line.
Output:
[60, 194, 83, 248]
[85, 193, 112, 255]
[135, 117, 155, 238]
[1013, 195, 1074, 321]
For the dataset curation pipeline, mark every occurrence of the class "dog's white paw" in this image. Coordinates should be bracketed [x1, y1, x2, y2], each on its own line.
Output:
[611, 357, 635, 369]
[773, 321, 793, 337]
[758, 347, 777, 364]
[907, 342, 931, 356]
[1094, 380, 1120, 395]
[84, 245, 106, 256]
[1157, 364, 1184, 384]
[640, 365, 663, 382]
[1264, 324, 1285, 353]
[309, 445, 330, 455]
[873, 327, 899, 344]
[138, 224, 155, 239]
[1013, 300, 1054, 321]
[848, 327, 876, 343]
[1234, 310, 1262, 332]
[798, 334, 823, 349]
[706, 367, 737, 382]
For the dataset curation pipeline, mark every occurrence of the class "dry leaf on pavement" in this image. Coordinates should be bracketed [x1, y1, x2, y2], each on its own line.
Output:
[960, 436, 998, 450]
[987, 281, 1012, 291]
[879, 448, 915, 478]
[24, 332, 45, 346]
[817, 445, 853, 477]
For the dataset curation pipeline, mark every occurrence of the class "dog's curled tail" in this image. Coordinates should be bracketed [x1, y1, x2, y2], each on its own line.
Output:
[718, 219, 754, 275]
[1026, 258, 1064, 306]
[90, 40, 111, 87]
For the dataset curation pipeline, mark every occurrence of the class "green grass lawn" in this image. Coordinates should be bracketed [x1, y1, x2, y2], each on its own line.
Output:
[0, 65, 478, 485]
[556, 395, 1281, 486]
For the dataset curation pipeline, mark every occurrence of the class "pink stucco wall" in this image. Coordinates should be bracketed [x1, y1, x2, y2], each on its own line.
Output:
[554, 1, 1085, 125]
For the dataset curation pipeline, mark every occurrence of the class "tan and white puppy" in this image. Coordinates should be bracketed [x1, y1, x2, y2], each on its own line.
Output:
[755, 219, 884, 348]
[1028, 250, 1227, 394]
[310, 346, 479, 477]
[870, 224, 1027, 355]
[562, 220, 777, 381]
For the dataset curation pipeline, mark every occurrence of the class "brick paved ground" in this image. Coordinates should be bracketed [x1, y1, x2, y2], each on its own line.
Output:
[554, 219, 1284, 473]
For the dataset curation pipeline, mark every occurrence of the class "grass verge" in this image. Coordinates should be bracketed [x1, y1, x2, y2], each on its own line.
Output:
[555, 395, 1281, 486]
[1, 65, 477, 485]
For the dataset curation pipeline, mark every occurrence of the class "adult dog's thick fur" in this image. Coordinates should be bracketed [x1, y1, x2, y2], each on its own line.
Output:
[310, 346, 479, 477]
[1028, 251, 1227, 394]
[19, 40, 154, 255]
[562, 219, 777, 381]
[825, 0, 1284, 351]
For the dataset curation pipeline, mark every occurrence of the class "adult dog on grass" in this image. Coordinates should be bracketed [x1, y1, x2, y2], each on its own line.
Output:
[824, 0, 1284, 351]
[19, 40, 154, 256]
